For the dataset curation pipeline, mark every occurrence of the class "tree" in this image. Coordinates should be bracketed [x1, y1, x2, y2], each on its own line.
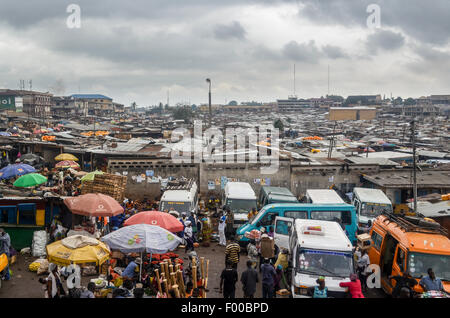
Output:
[393, 97, 403, 106]
[274, 118, 284, 131]
[404, 98, 416, 106]
[228, 100, 238, 106]
[172, 106, 193, 123]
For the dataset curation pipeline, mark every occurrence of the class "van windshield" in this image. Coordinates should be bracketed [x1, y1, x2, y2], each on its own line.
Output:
[408, 252, 450, 281]
[227, 199, 257, 214]
[361, 203, 392, 217]
[160, 201, 191, 213]
[297, 249, 353, 278]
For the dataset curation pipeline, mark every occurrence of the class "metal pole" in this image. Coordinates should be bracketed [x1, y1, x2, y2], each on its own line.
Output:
[206, 78, 212, 128]
[411, 120, 417, 213]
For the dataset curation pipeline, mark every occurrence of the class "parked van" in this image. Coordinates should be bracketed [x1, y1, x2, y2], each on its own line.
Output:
[159, 180, 198, 217]
[352, 187, 393, 233]
[368, 213, 450, 295]
[274, 218, 354, 298]
[236, 203, 358, 247]
[222, 182, 257, 230]
[258, 186, 298, 209]
[305, 189, 345, 204]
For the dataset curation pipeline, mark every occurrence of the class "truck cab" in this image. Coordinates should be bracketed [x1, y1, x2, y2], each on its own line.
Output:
[352, 187, 393, 233]
[368, 213, 450, 295]
[159, 180, 198, 217]
[274, 218, 355, 298]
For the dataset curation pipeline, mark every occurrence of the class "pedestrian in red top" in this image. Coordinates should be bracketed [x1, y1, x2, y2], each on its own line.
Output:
[339, 274, 365, 298]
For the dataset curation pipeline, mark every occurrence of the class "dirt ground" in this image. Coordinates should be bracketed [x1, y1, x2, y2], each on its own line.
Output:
[0, 243, 385, 298]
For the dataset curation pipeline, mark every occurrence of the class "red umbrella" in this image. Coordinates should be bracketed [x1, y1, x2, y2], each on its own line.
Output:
[123, 211, 184, 233]
[64, 193, 124, 217]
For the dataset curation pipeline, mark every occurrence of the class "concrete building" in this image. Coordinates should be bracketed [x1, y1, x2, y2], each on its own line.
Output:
[70, 94, 114, 116]
[328, 107, 377, 120]
[277, 96, 311, 112]
[345, 95, 382, 106]
[223, 103, 275, 113]
[0, 89, 52, 117]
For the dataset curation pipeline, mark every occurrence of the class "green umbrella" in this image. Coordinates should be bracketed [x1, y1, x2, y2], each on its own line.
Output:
[13, 173, 47, 188]
[81, 170, 104, 182]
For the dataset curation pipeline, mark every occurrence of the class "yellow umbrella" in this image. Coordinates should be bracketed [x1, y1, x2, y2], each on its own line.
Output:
[55, 153, 79, 161]
[46, 235, 110, 266]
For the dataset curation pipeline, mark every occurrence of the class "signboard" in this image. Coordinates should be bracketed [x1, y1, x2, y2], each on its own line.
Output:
[0, 95, 16, 110]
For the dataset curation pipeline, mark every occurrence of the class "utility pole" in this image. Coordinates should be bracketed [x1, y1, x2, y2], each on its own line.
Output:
[411, 120, 417, 213]
[206, 78, 212, 128]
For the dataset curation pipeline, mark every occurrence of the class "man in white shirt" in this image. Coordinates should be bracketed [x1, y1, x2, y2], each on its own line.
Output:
[218, 214, 227, 246]
[357, 249, 370, 292]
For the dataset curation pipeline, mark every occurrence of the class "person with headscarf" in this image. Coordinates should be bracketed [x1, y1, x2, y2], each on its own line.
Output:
[308, 276, 328, 298]
[47, 263, 65, 298]
[339, 273, 365, 298]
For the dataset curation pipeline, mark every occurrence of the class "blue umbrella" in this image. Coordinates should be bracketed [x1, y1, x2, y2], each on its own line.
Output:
[0, 164, 36, 179]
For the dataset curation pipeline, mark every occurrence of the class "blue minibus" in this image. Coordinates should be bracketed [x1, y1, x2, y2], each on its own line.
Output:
[236, 203, 357, 247]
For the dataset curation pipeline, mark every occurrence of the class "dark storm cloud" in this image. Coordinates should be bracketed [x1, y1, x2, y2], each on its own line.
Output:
[298, 0, 450, 45]
[214, 21, 247, 40]
[366, 29, 405, 54]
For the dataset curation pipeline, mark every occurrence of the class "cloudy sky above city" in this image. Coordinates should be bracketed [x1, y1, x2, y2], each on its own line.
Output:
[0, 0, 449, 106]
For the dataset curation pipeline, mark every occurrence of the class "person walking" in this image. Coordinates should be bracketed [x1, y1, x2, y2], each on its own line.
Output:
[356, 249, 370, 292]
[225, 237, 241, 269]
[241, 260, 259, 298]
[224, 206, 234, 240]
[184, 221, 194, 253]
[0, 228, 11, 281]
[220, 261, 238, 298]
[339, 274, 365, 298]
[47, 263, 65, 298]
[261, 258, 276, 298]
[218, 214, 227, 246]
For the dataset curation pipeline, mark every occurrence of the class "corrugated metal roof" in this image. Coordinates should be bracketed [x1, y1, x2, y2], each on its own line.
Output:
[70, 94, 112, 100]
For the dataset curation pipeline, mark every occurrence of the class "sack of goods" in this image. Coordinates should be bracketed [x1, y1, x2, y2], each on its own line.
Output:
[32, 230, 49, 257]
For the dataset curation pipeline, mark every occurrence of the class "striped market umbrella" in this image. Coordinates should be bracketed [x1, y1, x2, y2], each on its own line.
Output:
[55, 160, 80, 169]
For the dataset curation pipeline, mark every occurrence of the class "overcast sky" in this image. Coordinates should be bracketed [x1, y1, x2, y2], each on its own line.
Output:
[0, 0, 449, 106]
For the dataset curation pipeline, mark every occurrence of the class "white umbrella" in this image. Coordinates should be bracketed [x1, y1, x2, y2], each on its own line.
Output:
[101, 224, 182, 281]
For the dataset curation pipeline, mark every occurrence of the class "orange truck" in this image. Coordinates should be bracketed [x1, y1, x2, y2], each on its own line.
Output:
[368, 213, 449, 295]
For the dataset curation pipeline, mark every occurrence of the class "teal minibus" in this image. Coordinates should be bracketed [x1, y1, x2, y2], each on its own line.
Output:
[236, 203, 357, 247]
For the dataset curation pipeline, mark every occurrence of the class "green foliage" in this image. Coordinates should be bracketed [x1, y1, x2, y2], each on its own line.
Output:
[274, 118, 284, 131]
[172, 106, 193, 123]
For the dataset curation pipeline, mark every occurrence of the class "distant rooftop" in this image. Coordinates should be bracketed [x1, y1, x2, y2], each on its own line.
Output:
[70, 94, 112, 100]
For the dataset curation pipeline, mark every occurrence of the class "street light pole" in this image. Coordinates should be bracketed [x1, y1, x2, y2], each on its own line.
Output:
[206, 78, 212, 128]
